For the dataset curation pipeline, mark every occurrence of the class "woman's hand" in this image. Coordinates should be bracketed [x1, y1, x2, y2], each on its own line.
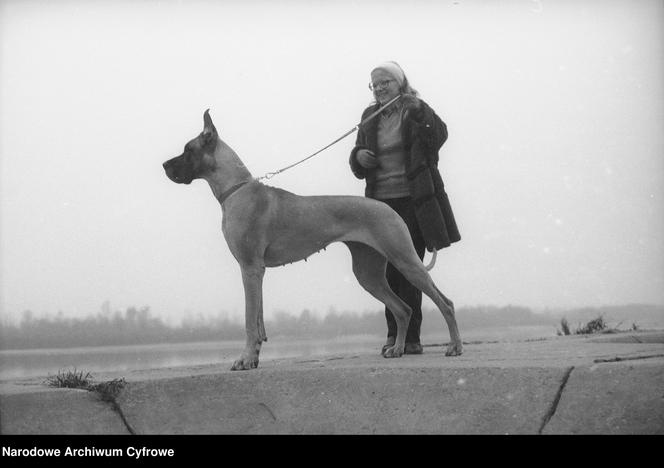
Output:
[356, 149, 378, 169]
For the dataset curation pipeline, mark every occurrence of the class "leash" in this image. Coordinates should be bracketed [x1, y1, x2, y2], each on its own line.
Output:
[256, 94, 402, 181]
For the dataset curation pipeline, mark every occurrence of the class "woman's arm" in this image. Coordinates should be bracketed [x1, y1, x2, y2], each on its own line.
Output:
[349, 106, 377, 179]
[404, 98, 448, 166]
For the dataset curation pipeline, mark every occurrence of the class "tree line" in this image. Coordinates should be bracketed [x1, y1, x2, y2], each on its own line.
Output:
[1, 303, 660, 350]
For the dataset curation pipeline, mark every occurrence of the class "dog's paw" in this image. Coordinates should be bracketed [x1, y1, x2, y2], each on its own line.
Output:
[445, 342, 463, 357]
[382, 345, 404, 358]
[231, 356, 259, 371]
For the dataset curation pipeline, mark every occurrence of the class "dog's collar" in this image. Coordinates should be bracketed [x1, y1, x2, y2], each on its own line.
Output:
[217, 181, 249, 205]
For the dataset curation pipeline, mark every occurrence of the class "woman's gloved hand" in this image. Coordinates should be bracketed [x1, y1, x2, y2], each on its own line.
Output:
[356, 149, 378, 169]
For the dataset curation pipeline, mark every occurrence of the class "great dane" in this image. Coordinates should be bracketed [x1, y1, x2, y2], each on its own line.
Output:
[163, 110, 463, 370]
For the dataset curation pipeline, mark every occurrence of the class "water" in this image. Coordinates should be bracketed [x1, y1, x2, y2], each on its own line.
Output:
[0, 326, 556, 380]
[0, 335, 380, 380]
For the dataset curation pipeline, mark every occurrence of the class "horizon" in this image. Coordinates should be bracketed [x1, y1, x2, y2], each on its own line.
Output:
[3, 301, 662, 327]
[1, 1, 663, 325]
[3, 302, 662, 354]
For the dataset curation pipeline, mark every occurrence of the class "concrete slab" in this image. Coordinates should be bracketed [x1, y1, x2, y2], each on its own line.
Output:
[0, 388, 129, 435]
[117, 366, 566, 434]
[542, 361, 664, 434]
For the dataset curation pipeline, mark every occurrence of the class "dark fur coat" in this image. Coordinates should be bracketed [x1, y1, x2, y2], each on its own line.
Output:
[349, 99, 461, 251]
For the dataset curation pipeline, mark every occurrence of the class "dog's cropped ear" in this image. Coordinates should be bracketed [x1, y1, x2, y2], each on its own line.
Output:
[202, 109, 218, 145]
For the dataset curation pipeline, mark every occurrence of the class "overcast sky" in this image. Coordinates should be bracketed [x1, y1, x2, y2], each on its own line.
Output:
[1, 0, 662, 325]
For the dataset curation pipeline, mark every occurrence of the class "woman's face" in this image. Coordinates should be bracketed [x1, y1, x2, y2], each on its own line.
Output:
[370, 69, 400, 105]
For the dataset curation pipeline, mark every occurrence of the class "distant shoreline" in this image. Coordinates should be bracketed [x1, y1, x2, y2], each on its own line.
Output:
[1, 304, 662, 352]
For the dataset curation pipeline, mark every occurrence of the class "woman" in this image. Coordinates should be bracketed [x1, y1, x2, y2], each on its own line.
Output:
[349, 61, 461, 355]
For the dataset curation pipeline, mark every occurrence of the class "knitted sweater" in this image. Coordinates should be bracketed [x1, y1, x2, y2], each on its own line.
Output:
[373, 105, 410, 199]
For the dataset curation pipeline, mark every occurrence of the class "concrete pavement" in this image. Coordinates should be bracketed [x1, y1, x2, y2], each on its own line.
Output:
[1, 331, 663, 434]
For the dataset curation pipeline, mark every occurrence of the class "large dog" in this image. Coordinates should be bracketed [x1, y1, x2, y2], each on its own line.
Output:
[163, 110, 463, 370]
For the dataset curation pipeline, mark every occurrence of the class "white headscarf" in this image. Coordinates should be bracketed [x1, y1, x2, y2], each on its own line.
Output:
[371, 61, 406, 87]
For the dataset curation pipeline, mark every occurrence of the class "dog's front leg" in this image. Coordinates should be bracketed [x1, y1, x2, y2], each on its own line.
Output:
[231, 264, 266, 371]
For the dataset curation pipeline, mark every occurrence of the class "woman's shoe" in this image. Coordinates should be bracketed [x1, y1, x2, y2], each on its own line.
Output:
[404, 342, 423, 354]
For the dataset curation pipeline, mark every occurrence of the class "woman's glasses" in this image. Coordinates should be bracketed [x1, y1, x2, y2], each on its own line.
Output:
[368, 79, 395, 91]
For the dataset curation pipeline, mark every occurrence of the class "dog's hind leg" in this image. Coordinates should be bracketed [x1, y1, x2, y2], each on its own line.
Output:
[388, 253, 463, 356]
[429, 283, 462, 356]
[231, 264, 267, 370]
[344, 241, 411, 358]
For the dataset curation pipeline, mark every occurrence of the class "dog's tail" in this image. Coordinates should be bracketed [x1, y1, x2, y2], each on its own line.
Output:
[424, 249, 438, 271]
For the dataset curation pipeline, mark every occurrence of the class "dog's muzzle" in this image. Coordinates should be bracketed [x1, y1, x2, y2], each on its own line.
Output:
[163, 157, 193, 185]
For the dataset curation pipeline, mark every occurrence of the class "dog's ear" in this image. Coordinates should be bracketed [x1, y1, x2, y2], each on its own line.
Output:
[202, 109, 217, 145]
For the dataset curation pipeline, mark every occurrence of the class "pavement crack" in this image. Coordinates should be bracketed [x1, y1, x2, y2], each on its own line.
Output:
[109, 400, 137, 435]
[258, 402, 277, 421]
[87, 379, 136, 435]
[594, 353, 664, 364]
[538, 366, 574, 434]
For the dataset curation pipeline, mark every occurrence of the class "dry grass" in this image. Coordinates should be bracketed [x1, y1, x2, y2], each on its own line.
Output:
[575, 315, 608, 334]
[557, 314, 635, 336]
[88, 378, 127, 402]
[44, 368, 126, 401]
[44, 368, 94, 389]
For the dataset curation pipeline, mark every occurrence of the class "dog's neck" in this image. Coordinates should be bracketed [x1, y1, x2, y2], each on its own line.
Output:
[203, 139, 253, 202]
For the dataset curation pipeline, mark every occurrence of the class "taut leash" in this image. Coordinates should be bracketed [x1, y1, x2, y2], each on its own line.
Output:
[256, 94, 402, 181]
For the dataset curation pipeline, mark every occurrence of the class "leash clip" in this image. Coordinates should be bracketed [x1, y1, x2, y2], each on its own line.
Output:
[257, 170, 279, 181]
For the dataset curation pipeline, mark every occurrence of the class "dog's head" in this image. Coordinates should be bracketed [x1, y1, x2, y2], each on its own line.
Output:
[163, 110, 218, 185]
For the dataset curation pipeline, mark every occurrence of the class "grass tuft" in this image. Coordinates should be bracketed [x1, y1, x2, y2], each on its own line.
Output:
[557, 318, 572, 336]
[575, 315, 608, 334]
[88, 378, 127, 402]
[44, 368, 94, 389]
[44, 368, 126, 402]
[557, 315, 639, 336]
